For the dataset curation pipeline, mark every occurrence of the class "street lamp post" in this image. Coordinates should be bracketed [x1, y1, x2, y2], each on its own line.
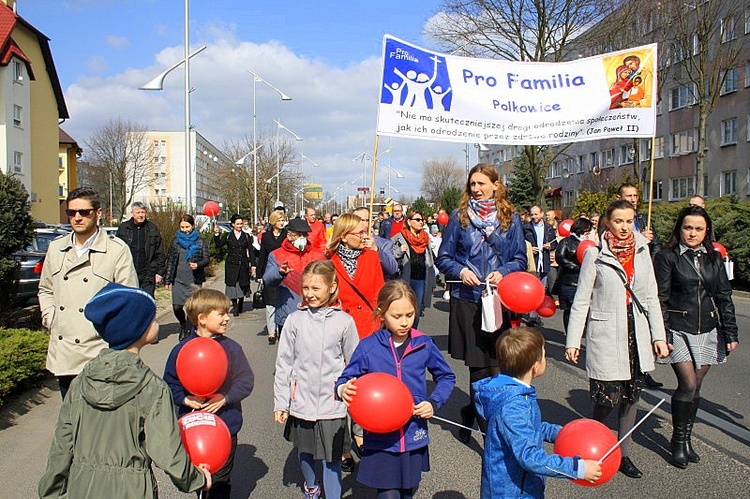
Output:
[299, 152, 319, 210]
[247, 70, 292, 224]
[235, 144, 263, 220]
[274, 118, 303, 203]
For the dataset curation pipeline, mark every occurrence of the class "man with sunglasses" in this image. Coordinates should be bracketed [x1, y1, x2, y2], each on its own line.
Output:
[39, 187, 137, 399]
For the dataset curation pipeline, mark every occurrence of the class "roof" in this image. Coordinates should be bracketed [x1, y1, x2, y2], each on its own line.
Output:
[0, 3, 68, 119]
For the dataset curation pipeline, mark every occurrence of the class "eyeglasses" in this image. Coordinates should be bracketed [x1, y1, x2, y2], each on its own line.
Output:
[65, 208, 95, 218]
[346, 230, 368, 237]
[410, 218, 424, 222]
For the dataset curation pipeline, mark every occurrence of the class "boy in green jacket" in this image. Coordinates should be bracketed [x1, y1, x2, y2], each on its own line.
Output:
[39, 283, 211, 498]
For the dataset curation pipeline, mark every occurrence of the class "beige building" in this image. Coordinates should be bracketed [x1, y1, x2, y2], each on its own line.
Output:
[0, 0, 69, 222]
[58, 128, 81, 220]
[482, 1, 750, 213]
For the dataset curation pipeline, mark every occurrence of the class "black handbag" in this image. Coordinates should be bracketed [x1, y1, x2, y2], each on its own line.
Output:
[253, 281, 266, 309]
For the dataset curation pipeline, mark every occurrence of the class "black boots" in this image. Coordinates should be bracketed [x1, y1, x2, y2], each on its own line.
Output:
[458, 404, 475, 444]
[178, 323, 189, 341]
[237, 298, 244, 315]
[671, 399, 693, 468]
[230, 299, 239, 317]
[619, 456, 643, 478]
[685, 398, 701, 463]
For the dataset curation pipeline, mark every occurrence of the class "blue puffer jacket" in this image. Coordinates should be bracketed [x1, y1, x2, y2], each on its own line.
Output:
[336, 328, 456, 453]
[474, 374, 581, 499]
[436, 212, 527, 302]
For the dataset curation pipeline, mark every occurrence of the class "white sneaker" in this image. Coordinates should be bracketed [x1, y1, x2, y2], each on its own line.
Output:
[443, 290, 450, 300]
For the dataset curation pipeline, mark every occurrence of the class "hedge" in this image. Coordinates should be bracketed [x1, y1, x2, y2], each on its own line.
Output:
[0, 328, 48, 404]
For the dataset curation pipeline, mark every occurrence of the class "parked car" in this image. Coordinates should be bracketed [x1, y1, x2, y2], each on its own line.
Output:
[10, 228, 69, 303]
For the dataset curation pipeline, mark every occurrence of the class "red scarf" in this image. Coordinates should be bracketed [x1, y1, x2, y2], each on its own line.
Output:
[603, 230, 635, 302]
[401, 227, 429, 254]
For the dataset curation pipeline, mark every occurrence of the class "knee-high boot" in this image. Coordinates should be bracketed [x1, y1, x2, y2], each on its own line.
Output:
[685, 397, 701, 463]
[671, 400, 692, 469]
[230, 299, 239, 317]
[237, 298, 244, 315]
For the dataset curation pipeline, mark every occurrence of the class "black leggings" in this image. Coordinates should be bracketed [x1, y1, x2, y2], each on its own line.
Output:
[671, 361, 710, 402]
[173, 305, 187, 328]
[592, 401, 638, 457]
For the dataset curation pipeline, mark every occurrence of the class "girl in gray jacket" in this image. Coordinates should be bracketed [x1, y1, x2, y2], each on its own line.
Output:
[273, 260, 360, 499]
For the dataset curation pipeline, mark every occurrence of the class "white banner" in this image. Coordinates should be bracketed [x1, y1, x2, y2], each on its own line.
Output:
[376, 35, 657, 145]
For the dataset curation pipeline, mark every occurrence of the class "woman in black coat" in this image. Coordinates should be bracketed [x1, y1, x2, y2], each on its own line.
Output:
[554, 217, 594, 332]
[214, 214, 256, 316]
[654, 206, 738, 469]
[256, 210, 287, 344]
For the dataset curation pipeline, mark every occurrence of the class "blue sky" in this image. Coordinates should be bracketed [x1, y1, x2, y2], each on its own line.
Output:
[18, 0, 471, 203]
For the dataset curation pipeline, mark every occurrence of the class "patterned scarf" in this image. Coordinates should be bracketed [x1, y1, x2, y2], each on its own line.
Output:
[603, 229, 636, 265]
[467, 199, 499, 236]
[401, 227, 429, 254]
[337, 245, 362, 278]
[175, 229, 201, 260]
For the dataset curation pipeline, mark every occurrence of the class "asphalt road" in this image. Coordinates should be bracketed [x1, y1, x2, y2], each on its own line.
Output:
[2, 273, 749, 498]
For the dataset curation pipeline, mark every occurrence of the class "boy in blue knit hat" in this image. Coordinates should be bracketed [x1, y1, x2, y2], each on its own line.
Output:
[39, 283, 211, 498]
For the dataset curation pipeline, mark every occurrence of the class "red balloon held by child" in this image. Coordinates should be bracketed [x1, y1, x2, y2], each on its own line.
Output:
[536, 295, 557, 318]
[554, 418, 621, 487]
[497, 272, 545, 314]
[178, 411, 232, 472]
[713, 242, 727, 259]
[176, 337, 228, 397]
[347, 372, 413, 434]
[576, 239, 597, 264]
[558, 219, 574, 237]
[437, 212, 450, 226]
[203, 201, 220, 217]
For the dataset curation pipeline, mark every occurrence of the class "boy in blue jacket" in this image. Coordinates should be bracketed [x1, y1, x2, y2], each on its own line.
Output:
[164, 288, 254, 499]
[474, 327, 601, 498]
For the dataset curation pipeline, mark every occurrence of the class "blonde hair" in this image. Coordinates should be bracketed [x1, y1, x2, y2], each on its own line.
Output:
[184, 288, 231, 325]
[458, 163, 515, 231]
[326, 213, 361, 255]
[301, 260, 339, 307]
[496, 327, 545, 378]
[374, 280, 417, 322]
[269, 210, 285, 226]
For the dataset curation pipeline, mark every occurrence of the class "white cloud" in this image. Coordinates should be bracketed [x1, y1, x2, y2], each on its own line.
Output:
[105, 35, 129, 49]
[61, 29, 467, 203]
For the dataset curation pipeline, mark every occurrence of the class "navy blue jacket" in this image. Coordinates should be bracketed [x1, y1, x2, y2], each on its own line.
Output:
[164, 334, 254, 435]
[436, 212, 527, 302]
[336, 328, 455, 453]
[474, 374, 582, 498]
[523, 221, 558, 276]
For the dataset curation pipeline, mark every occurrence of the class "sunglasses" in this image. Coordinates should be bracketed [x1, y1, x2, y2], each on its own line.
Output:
[411, 218, 424, 222]
[65, 208, 96, 218]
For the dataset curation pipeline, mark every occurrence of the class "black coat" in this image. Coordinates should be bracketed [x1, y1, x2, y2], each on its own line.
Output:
[554, 236, 582, 288]
[635, 212, 662, 258]
[165, 236, 209, 285]
[115, 219, 166, 281]
[523, 221, 558, 276]
[257, 229, 286, 303]
[215, 231, 255, 287]
[654, 246, 738, 344]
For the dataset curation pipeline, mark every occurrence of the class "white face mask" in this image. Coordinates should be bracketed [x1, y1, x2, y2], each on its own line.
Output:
[292, 237, 307, 251]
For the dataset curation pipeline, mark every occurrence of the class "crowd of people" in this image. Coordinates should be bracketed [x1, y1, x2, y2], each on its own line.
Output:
[35, 169, 740, 498]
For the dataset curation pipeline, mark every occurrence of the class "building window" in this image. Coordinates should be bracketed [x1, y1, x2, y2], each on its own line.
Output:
[722, 171, 737, 196]
[692, 34, 700, 55]
[563, 190, 577, 207]
[565, 158, 575, 177]
[721, 68, 739, 94]
[721, 118, 738, 145]
[620, 145, 633, 165]
[548, 161, 562, 178]
[645, 180, 663, 201]
[13, 105, 22, 127]
[671, 129, 696, 155]
[670, 85, 695, 110]
[12, 60, 23, 81]
[671, 177, 695, 200]
[722, 16, 738, 42]
[654, 136, 665, 158]
[13, 151, 22, 173]
[639, 139, 651, 160]
[576, 155, 585, 173]
[590, 151, 599, 170]
[603, 148, 615, 168]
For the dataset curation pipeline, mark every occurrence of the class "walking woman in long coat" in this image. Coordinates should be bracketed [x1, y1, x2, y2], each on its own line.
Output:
[214, 214, 255, 316]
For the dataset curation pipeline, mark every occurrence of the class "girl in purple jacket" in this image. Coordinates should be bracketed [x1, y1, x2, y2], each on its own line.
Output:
[337, 280, 456, 499]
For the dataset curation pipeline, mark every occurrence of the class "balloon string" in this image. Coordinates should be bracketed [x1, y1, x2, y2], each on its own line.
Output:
[431, 415, 486, 436]
[597, 398, 666, 464]
[445, 280, 496, 287]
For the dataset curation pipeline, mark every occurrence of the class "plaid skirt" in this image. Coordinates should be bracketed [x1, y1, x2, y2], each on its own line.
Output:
[657, 328, 727, 369]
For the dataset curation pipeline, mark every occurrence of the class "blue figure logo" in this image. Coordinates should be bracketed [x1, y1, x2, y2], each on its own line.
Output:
[381, 38, 452, 111]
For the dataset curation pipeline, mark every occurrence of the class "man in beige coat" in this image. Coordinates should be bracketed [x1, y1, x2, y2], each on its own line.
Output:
[38, 187, 137, 398]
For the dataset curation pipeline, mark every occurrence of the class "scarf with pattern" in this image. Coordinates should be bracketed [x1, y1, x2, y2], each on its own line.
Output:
[337, 245, 362, 278]
[467, 199, 499, 236]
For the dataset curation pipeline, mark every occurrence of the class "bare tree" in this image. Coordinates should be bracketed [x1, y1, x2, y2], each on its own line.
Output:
[84, 119, 152, 223]
[421, 157, 465, 203]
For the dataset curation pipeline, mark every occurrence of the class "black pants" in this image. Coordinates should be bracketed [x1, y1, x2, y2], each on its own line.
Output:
[198, 434, 238, 499]
[58, 375, 77, 399]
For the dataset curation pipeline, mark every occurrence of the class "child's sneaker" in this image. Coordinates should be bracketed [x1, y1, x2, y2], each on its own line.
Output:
[303, 482, 320, 499]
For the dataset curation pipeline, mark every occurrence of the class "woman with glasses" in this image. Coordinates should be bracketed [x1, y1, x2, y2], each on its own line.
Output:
[392, 210, 435, 328]
[257, 211, 287, 344]
[164, 214, 210, 341]
[436, 163, 527, 443]
[327, 213, 385, 339]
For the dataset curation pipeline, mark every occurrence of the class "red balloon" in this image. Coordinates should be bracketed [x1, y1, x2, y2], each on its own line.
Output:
[536, 295, 557, 317]
[176, 337, 228, 397]
[437, 211, 450, 226]
[348, 373, 413, 433]
[203, 201, 220, 217]
[576, 239, 597, 264]
[178, 411, 232, 472]
[497, 272, 546, 314]
[554, 418, 621, 487]
[558, 219, 574, 237]
[713, 242, 727, 259]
